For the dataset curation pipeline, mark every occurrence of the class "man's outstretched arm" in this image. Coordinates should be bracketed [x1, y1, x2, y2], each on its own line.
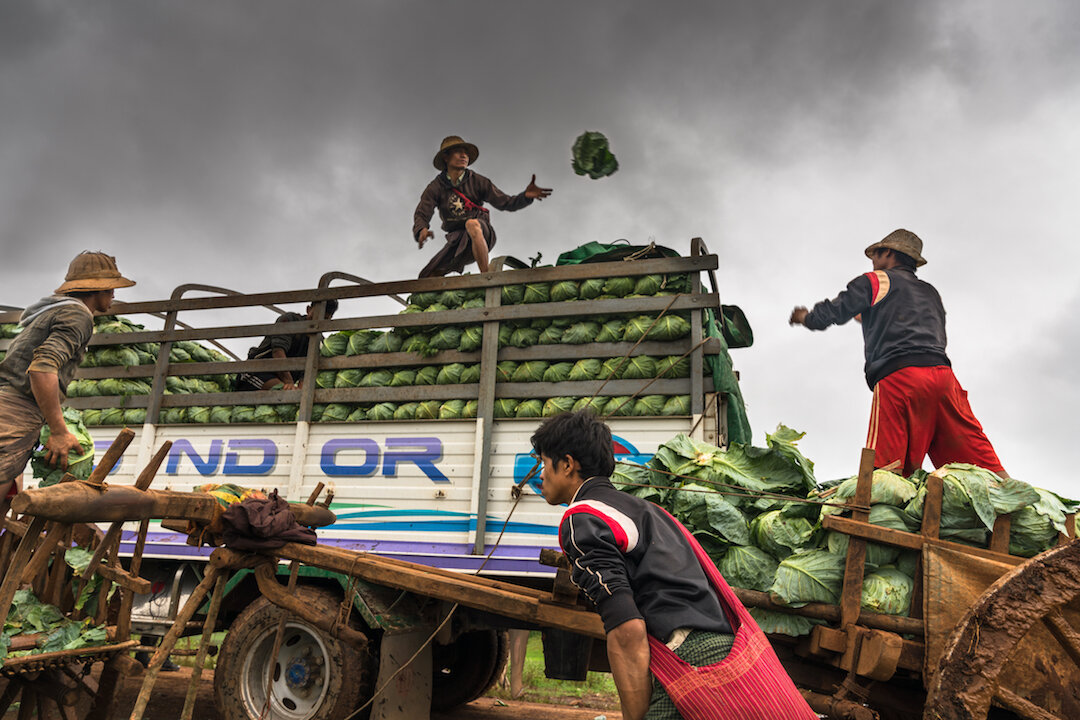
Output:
[607, 618, 652, 720]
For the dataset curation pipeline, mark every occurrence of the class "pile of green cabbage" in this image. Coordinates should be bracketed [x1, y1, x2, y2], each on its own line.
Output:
[614, 427, 1079, 636]
[30, 407, 95, 487]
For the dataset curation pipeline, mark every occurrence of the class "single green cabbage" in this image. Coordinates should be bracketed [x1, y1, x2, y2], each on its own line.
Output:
[515, 399, 544, 418]
[522, 283, 551, 304]
[360, 370, 394, 387]
[632, 395, 667, 416]
[568, 359, 601, 382]
[509, 328, 540, 348]
[438, 289, 465, 308]
[439, 400, 466, 419]
[572, 396, 607, 415]
[621, 355, 657, 380]
[655, 356, 690, 378]
[542, 397, 576, 417]
[437, 363, 466, 384]
[769, 550, 845, 607]
[501, 285, 525, 305]
[389, 369, 417, 387]
[662, 395, 691, 416]
[602, 277, 635, 297]
[595, 319, 626, 343]
[579, 278, 606, 299]
[458, 326, 483, 352]
[321, 332, 351, 357]
[603, 396, 635, 417]
[633, 275, 663, 296]
[861, 567, 914, 616]
[718, 545, 779, 592]
[750, 510, 817, 560]
[32, 408, 94, 487]
[496, 361, 518, 383]
[369, 402, 397, 421]
[543, 362, 574, 383]
[394, 403, 419, 420]
[512, 361, 550, 383]
[571, 130, 619, 179]
[416, 400, 441, 420]
[562, 321, 600, 345]
[460, 364, 481, 384]
[550, 280, 579, 302]
[493, 399, 519, 418]
[414, 366, 439, 385]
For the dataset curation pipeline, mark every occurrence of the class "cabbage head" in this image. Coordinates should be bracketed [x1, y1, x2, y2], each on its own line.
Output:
[462, 298, 485, 310]
[439, 400, 466, 419]
[515, 399, 543, 418]
[437, 363, 466, 384]
[169, 346, 192, 363]
[402, 334, 433, 357]
[460, 364, 481, 384]
[750, 510, 817, 560]
[458, 326, 483, 352]
[1009, 488, 1079, 557]
[498, 325, 513, 348]
[408, 291, 440, 308]
[310, 404, 326, 423]
[600, 358, 625, 380]
[648, 315, 692, 341]
[509, 328, 540, 348]
[603, 277, 635, 297]
[861, 568, 914, 616]
[346, 331, 376, 356]
[572, 131, 619, 179]
[493, 399, 519, 418]
[253, 405, 278, 423]
[394, 403, 419, 420]
[655, 356, 690, 378]
[522, 283, 550, 304]
[161, 408, 188, 424]
[512, 361, 550, 383]
[347, 406, 369, 422]
[320, 404, 351, 422]
[181, 406, 206, 424]
[335, 369, 365, 388]
[603, 396, 634, 417]
[543, 363, 574, 383]
[572, 397, 607, 415]
[101, 407, 127, 425]
[95, 347, 140, 367]
[633, 275, 663, 296]
[414, 366, 439, 385]
[369, 403, 397, 421]
[360, 370, 394, 387]
[316, 371, 338, 389]
[569, 359, 601, 382]
[276, 404, 298, 422]
[230, 406, 255, 423]
[672, 483, 749, 545]
[622, 315, 654, 343]
[769, 549, 845, 607]
[822, 470, 917, 516]
[423, 303, 449, 314]
[389, 369, 417, 387]
[79, 352, 97, 368]
[210, 406, 233, 424]
[136, 349, 157, 365]
[368, 332, 403, 353]
[463, 400, 478, 418]
[32, 407, 94, 487]
[562, 322, 600, 345]
[416, 400, 441, 420]
[621, 355, 656, 380]
[427, 326, 461, 351]
[82, 409, 102, 426]
[579, 278, 605, 299]
[662, 396, 690, 416]
[438, 289, 465, 308]
[321, 332, 351, 357]
[595, 319, 626, 344]
[501, 285, 525, 305]
[538, 326, 564, 345]
[718, 545, 778, 592]
[632, 395, 667, 416]
[551, 280, 579, 302]
[495, 361, 517, 383]
[65, 379, 90, 397]
[119, 408, 145, 426]
[542, 397, 576, 417]
[748, 608, 822, 638]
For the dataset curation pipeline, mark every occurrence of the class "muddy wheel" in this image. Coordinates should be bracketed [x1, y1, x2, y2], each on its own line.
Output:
[925, 540, 1080, 719]
[430, 629, 508, 711]
[215, 585, 374, 720]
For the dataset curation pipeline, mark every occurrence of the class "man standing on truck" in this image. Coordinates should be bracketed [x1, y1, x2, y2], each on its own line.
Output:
[236, 300, 338, 392]
[0, 251, 134, 512]
[413, 135, 552, 278]
[789, 229, 1008, 477]
[533, 411, 815, 720]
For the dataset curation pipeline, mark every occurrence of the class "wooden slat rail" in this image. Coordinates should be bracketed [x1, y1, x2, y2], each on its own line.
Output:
[0, 253, 719, 326]
[821, 515, 1024, 566]
[270, 542, 607, 639]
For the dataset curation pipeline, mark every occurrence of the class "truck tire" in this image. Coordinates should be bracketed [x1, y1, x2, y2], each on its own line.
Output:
[430, 629, 509, 711]
[215, 585, 374, 720]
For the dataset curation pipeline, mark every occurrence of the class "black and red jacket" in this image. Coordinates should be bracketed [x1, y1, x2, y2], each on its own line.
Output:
[558, 477, 732, 641]
[804, 266, 950, 388]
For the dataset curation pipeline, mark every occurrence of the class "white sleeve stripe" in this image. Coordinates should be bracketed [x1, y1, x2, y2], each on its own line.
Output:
[567, 499, 640, 553]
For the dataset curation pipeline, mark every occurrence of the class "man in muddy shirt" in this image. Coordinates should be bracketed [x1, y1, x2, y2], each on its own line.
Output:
[0, 251, 134, 508]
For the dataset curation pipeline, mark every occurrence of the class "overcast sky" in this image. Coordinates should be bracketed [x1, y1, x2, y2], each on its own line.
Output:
[2, 1, 1078, 494]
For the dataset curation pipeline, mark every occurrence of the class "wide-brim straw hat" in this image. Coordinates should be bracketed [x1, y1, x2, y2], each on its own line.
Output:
[864, 229, 926, 267]
[55, 251, 136, 294]
[433, 135, 479, 171]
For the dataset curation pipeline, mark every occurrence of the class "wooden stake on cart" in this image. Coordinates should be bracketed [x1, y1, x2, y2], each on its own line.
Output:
[179, 571, 229, 720]
[260, 482, 326, 717]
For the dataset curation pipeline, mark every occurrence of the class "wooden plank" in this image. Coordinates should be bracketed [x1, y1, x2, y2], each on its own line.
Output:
[821, 516, 924, 550]
[922, 470, 944, 540]
[94, 563, 152, 594]
[989, 512, 1013, 554]
[100, 254, 719, 316]
[88, 292, 719, 346]
[0, 641, 139, 670]
[840, 448, 875, 629]
[472, 284, 501, 555]
[689, 267, 704, 417]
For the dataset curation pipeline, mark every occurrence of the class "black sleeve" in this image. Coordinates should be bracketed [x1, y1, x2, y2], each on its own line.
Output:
[268, 313, 303, 353]
[804, 274, 874, 330]
[559, 511, 641, 632]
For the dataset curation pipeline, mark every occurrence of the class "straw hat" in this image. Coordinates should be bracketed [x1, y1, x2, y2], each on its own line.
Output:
[433, 135, 479, 171]
[864, 229, 926, 267]
[55, 251, 136, 294]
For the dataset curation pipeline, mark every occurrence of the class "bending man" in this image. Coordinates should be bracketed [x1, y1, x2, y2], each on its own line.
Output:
[790, 229, 1007, 477]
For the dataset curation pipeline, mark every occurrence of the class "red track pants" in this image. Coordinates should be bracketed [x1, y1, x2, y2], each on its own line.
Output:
[867, 365, 1004, 476]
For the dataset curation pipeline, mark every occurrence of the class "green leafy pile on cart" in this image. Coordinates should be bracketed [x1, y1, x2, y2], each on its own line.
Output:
[614, 427, 1078, 636]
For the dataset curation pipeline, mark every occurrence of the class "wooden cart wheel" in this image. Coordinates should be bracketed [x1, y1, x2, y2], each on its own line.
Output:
[925, 540, 1080, 720]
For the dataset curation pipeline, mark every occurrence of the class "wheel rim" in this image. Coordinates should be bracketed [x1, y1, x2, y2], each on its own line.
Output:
[239, 620, 332, 720]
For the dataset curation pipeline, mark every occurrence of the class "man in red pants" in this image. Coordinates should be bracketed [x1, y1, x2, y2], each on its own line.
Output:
[789, 229, 1008, 477]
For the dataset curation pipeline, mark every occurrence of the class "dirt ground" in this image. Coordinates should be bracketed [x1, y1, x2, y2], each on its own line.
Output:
[97, 667, 622, 720]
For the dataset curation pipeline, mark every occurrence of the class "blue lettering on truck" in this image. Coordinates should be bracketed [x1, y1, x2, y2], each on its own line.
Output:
[160, 436, 450, 483]
[512, 435, 654, 495]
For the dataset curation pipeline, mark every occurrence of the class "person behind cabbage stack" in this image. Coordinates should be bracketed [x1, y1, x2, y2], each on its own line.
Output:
[789, 229, 1008, 478]
[412, 135, 552, 278]
[0, 251, 134, 512]
[235, 300, 339, 392]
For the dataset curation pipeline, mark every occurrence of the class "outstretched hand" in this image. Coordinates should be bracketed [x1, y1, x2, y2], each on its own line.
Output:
[417, 228, 433, 248]
[524, 175, 552, 201]
[789, 307, 809, 326]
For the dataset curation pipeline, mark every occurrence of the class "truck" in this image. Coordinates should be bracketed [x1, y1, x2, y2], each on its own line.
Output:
[1, 238, 748, 718]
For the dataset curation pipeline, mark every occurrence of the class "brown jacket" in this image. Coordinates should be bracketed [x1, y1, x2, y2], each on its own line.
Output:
[412, 170, 533, 241]
[0, 297, 94, 400]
